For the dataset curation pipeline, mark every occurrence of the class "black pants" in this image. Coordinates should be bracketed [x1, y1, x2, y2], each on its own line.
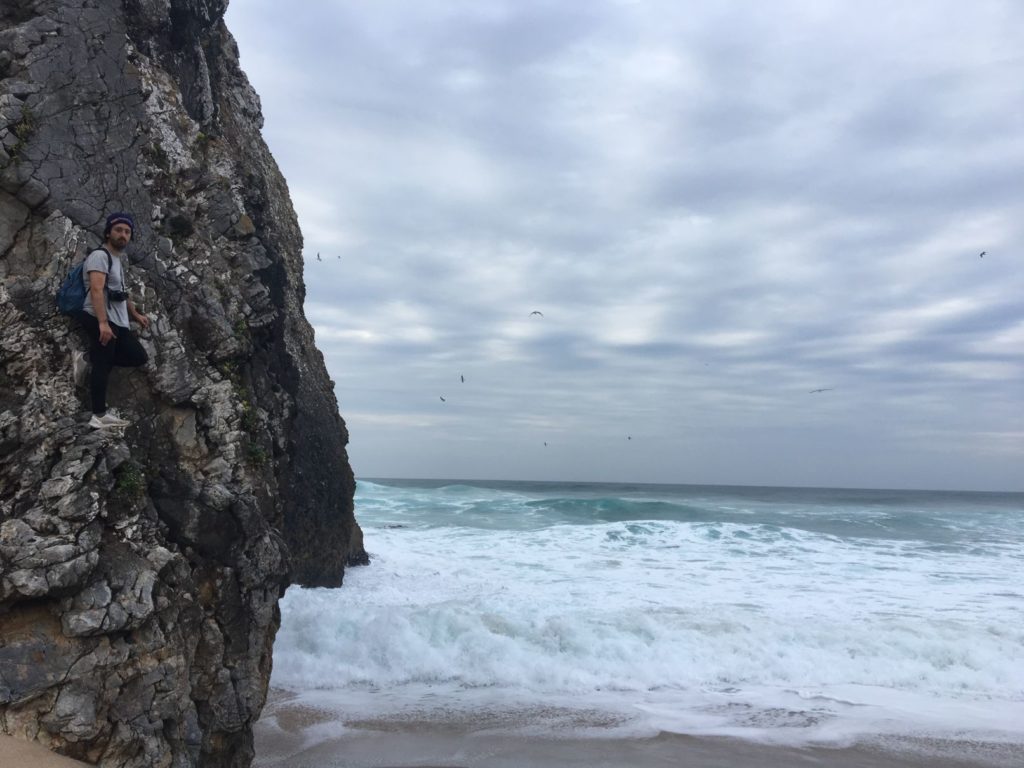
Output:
[75, 312, 148, 414]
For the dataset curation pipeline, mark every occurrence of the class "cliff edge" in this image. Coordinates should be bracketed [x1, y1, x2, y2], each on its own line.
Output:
[0, 0, 367, 765]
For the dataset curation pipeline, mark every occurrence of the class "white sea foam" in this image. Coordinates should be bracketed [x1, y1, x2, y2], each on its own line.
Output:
[271, 483, 1024, 745]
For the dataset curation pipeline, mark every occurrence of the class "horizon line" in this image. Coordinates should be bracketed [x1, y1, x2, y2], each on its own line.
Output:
[357, 475, 1023, 496]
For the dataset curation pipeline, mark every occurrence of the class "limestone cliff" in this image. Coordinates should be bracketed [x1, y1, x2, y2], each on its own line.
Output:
[0, 0, 367, 765]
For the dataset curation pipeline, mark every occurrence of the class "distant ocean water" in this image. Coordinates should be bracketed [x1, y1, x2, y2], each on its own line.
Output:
[269, 479, 1024, 749]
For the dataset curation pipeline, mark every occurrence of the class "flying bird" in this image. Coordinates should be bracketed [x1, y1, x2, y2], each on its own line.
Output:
[439, 396, 446, 402]
[460, 375, 464, 383]
[529, 310, 544, 317]
[809, 388, 833, 394]
[316, 252, 321, 262]
[979, 251, 986, 258]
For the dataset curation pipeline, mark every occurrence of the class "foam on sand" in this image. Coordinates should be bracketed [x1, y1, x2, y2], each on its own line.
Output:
[253, 688, 1023, 768]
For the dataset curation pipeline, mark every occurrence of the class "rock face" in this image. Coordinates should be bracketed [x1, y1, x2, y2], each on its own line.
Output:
[0, 1, 367, 766]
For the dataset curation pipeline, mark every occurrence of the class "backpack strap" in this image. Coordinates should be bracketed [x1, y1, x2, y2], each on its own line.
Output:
[97, 247, 112, 283]
[95, 247, 113, 295]
[84, 247, 113, 280]
[90, 247, 115, 307]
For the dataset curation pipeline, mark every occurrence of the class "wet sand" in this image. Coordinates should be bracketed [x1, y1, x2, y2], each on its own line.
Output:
[253, 690, 1021, 768]
[2, 702, 1016, 768]
[256, 731, 1022, 768]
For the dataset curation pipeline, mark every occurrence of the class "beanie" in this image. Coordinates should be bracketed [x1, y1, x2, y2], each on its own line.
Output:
[104, 212, 135, 236]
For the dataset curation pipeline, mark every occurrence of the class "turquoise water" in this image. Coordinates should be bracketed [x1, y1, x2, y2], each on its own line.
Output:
[271, 479, 1024, 746]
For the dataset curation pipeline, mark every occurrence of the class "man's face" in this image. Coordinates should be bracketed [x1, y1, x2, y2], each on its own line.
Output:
[108, 223, 132, 249]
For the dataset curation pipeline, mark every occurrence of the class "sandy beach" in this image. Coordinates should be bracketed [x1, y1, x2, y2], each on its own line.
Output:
[252, 689, 1022, 768]
[2, 697, 1018, 768]
[256, 730, 1023, 768]
[0, 734, 90, 767]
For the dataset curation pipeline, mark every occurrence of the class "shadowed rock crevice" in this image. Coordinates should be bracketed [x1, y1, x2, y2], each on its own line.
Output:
[1, 1, 367, 766]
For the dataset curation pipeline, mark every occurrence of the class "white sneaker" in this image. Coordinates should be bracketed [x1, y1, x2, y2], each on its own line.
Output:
[72, 350, 90, 387]
[89, 411, 130, 429]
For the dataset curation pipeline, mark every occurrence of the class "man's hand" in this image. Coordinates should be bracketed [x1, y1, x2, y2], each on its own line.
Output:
[128, 301, 150, 331]
[99, 320, 117, 346]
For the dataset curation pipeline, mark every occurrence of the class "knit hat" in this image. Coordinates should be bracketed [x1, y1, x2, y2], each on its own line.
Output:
[104, 212, 135, 236]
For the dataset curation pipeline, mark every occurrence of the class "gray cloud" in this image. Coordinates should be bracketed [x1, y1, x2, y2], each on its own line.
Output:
[226, 0, 1024, 490]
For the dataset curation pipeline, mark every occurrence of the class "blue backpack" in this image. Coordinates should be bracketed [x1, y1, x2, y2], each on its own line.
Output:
[56, 248, 111, 315]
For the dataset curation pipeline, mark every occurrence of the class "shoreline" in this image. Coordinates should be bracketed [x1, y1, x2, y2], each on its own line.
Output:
[4, 700, 1017, 768]
[256, 728, 1022, 768]
[253, 689, 1022, 768]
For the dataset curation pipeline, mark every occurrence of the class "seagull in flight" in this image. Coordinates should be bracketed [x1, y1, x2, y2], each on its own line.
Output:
[809, 388, 833, 394]
[529, 310, 544, 317]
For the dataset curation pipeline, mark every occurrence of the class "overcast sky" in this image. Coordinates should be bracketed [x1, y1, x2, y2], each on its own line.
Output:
[224, 0, 1023, 491]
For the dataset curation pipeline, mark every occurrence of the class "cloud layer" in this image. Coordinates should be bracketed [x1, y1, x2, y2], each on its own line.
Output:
[226, 0, 1024, 490]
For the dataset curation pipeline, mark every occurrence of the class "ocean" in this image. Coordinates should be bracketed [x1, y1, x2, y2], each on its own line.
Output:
[257, 479, 1024, 767]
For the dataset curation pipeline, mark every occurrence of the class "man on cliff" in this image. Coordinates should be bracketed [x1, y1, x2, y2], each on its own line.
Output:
[74, 212, 150, 428]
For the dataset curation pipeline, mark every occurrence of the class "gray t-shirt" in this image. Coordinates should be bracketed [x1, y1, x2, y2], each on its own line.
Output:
[81, 248, 130, 327]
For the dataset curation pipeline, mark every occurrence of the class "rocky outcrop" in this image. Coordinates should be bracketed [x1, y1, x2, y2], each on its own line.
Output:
[0, 1, 367, 766]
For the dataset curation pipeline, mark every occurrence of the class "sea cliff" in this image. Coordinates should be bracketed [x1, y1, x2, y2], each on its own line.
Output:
[0, 1, 366, 765]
